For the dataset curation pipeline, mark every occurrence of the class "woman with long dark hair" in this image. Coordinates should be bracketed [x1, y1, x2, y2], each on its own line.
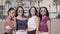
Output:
[4, 7, 16, 34]
[39, 7, 51, 34]
[28, 6, 39, 34]
[15, 6, 28, 34]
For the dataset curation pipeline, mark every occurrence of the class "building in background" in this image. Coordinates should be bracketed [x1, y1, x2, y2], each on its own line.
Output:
[0, 0, 60, 19]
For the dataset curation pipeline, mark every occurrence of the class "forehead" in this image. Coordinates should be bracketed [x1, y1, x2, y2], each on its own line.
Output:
[31, 8, 35, 10]
[41, 8, 46, 10]
[18, 8, 23, 10]
[10, 10, 15, 13]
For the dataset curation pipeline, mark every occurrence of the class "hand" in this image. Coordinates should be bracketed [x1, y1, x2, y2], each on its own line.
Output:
[13, 17, 16, 21]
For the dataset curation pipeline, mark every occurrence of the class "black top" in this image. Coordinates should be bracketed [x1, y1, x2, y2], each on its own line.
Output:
[16, 19, 28, 30]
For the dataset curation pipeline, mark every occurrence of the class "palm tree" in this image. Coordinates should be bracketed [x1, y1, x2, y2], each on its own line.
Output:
[16, 0, 22, 6]
[5, 0, 11, 8]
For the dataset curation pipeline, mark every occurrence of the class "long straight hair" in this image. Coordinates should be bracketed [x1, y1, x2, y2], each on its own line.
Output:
[15, 6, 24, 17]
[28, 6, 38, 17]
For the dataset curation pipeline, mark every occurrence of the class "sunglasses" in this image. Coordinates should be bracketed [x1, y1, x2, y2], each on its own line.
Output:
[18, 10, 23, 13]
[40, 10, 46, 12]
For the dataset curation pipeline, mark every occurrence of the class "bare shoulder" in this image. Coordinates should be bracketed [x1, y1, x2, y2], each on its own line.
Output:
[5, 18, 10, 23]
[35, 16, 40, 20]
[23, 18, 27, 20]
[35, 16, 40, 24]
[47, 20, 51, 23]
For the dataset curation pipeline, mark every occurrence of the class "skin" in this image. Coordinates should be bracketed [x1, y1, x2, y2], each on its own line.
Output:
[30, 8, 36, 16]
[17, 8, 23, 16]
[28, 8, 39, 34]
[5, 10, 16, 34]
[35, 17, 40, 34]
[40, 8, 51, 34]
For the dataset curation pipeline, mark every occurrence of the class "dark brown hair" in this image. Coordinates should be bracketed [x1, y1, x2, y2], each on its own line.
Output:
[28, 6, 38, 17]
[15, 6, 24, 17]
[39, 7, 49, 20]
[8, 7, 15, 15]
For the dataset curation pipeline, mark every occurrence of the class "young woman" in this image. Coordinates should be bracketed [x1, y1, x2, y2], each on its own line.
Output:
[28, 6, 39, 34]
[15, 6, 28, 34]
[4, 7, 16, 34]
[39, 7, 51, 34]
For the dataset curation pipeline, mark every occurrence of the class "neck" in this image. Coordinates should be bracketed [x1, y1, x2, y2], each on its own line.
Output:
[42, 15, 46, 19]
[17, 15, 22, 18]
[31, 15, 35, 17]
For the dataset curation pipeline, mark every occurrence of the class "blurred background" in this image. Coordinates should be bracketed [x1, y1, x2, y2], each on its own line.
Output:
[0, 0, 60, 34]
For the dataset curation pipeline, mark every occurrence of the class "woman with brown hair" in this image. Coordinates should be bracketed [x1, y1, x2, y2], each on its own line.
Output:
[39, 7, 51, 34]
[4, 7, 16, 34]
[15, 6, 28, 34]
[28, 6, 39, 34]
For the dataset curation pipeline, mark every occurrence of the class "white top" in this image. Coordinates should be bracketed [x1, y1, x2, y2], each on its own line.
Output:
[5, 20, 14, 30]
[5, 25, 12, 30]
[28, 16, 37, 29]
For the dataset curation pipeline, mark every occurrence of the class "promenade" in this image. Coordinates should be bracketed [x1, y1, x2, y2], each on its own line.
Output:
[0, 19, 60, 34]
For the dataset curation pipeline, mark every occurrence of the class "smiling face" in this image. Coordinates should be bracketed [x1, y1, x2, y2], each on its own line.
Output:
[40, 8, 47, 16]
[17, 8, 23, 16]
[9, 10, 15, 18]
[30, 8, 36, 16]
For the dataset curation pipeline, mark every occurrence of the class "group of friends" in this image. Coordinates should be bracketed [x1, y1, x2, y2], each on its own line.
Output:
[4, 6, 51, 34]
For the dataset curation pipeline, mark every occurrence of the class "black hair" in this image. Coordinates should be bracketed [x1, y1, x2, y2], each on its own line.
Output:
[15, 6, 24, 17]
[7, 7, 15, 15]
[28, 6, 38, 17]
[39, 7, 49, 20]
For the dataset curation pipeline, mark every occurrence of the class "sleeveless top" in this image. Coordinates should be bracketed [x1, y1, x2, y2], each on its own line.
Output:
[16, 19, 28, 30]
[28, 16, 37, 29]
[39, 16, 50, 32]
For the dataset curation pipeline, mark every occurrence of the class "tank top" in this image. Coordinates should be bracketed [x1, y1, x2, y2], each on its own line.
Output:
[28, 16, 37, 29]
[39, 16, 50, 32]
[16, 19, 28, 30]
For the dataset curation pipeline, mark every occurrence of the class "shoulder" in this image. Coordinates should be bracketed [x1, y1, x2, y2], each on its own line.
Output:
[46, 16, 50, 20]
[35, 16, 40, 20]
[45, 16, 51, 22]
[23, 18, 27, 20]
[35, 16, 40, 22]
[5, 18, 9, 22]
[23, 18, 28, 22]
[5, 18, 10, 23]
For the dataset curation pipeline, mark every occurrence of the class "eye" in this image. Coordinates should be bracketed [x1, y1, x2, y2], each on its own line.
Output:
[18, 10, 23, 12]
[40, 10, 46, 12]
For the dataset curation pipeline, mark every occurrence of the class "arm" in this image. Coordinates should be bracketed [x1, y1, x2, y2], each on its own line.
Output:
[12, 17, 16, 34]
[5, 19, 15, 29]
[35, 17, 40, 34]
[12, 30, 16, 34]
[12, 17, 16, 29]
[47, 20, 51, 34]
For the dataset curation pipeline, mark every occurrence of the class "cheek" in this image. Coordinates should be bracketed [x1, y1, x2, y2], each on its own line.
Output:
[11, 14, 14, 16]
[31, 11, 35, 14]
[10, 13, 13, 16]
[13, 13, 15, 16]
[40, 12, 43, 14]
[43, 12, 46, 15]
[11, 13, 15, 17]
[18, 12, 23, 15]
